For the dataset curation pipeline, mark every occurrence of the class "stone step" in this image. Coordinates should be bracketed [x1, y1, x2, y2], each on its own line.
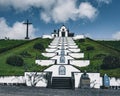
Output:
[52, 77, 72, 89]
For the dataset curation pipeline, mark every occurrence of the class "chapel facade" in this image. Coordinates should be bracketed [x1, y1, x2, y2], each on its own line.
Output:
[52, 25, 74, 37]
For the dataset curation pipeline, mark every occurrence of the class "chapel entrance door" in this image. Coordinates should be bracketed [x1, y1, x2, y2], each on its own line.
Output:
[62, 32, 65, 37]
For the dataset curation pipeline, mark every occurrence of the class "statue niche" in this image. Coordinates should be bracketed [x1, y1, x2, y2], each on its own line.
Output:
[79, 71, 90, 89]
[59, 65, 66, 75]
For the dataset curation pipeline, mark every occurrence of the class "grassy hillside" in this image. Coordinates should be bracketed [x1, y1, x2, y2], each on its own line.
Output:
[0, 38, 52, 76]
[0, 40, 29, 53]
[97, 40, 120, 51]
[75, 38, 120, 78]
[0, 37, 120, 77]
[0, 40, 27, 48]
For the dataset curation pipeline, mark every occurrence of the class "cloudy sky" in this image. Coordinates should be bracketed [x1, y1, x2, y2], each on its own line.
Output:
[0, 0, 120, 40]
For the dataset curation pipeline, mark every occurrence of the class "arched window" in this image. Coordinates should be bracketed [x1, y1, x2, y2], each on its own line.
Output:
[59, 65, 66, 75]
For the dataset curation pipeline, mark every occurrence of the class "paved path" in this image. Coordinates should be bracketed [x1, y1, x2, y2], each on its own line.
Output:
[0, 85, 120, 96]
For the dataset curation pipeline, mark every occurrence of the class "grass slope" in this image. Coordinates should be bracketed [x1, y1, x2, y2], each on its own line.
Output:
[97, 40, 120, 51]
[75, 38, 120, 78]
[0, 40, 27, 48]
[0, 38, 52, 76]
[0, 40, 29, 53]
[0, 38, 120, 77]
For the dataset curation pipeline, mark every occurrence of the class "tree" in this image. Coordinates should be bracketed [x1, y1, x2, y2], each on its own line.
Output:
[6, 55, 24, 66]
[101, 55, 120, 69]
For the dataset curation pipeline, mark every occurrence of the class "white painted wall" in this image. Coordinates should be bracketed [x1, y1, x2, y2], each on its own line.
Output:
[59, 26, 68, 37]
[73, 35, 85, 40]
[69, 53, 84, 58]
[69, 49, 80, 52]
[70, 60, 90, 67]
[57, 46, 68, 49]
[24, 72, 47, 87]
[68, 45, 78, 48]
[0, 76, 25, 84]
[42, 53, 56, 57]
[74, 73, 100, 89]
[68, 43, 76, 46]
[35, 60, 55, 66]
[45, 48, 57, 52]
[44, 65, 80, 77]
[56, 50, 70, 55]
[42, 35, 53, 39]
[48, 45, 57, 48]
[58, 43, 68, 46]
[110, 78, 120, 86]
[51, 33, 58, 37]
[51, 55, 74, 64]
[0, 74, 119, 88]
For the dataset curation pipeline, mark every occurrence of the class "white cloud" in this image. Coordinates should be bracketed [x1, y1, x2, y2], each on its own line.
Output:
[51, 0, 77, 23]
[41, 0, 98, 23]
[0, 17, 36, 39]
[41, 12, 51, 23]
[96, 0, 112, 4]
[112, 31, 120, 40]
[0, 0, 56, 11]
[78, 2, 98, 20]
[0, 0, 98, 23]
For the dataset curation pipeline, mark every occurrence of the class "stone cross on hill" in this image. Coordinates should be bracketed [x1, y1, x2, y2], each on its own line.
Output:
[23, 20, 32, 39]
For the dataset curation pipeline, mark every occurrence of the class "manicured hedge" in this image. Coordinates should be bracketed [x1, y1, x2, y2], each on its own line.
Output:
[6, 55, 24, 66]
[101, 55, 120, 69]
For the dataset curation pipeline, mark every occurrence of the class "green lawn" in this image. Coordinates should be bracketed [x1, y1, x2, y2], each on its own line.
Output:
[0, 40, 27, 48]
[75, 38, 120, 78]
[0, 38, 120, 77]
[0, 38, 52, 76]
[97, 40, 120, 51]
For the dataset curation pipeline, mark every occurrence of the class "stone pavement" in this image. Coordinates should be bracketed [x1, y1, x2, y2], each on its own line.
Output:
[0, 85, 120, 96]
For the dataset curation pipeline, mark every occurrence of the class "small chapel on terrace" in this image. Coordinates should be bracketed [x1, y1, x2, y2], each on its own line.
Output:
[51, 25, 74, 37]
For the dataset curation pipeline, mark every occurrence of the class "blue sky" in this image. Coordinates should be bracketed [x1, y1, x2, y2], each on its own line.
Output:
[0, 0, 120, 40]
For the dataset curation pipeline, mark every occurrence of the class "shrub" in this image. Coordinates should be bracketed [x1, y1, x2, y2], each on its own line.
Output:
[6, 55, 24, 66]
[33, 43, 44, 51]
[79, 39, 85, 43]
[101, 55, 120, 69]
[86, 46, 95, 51]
